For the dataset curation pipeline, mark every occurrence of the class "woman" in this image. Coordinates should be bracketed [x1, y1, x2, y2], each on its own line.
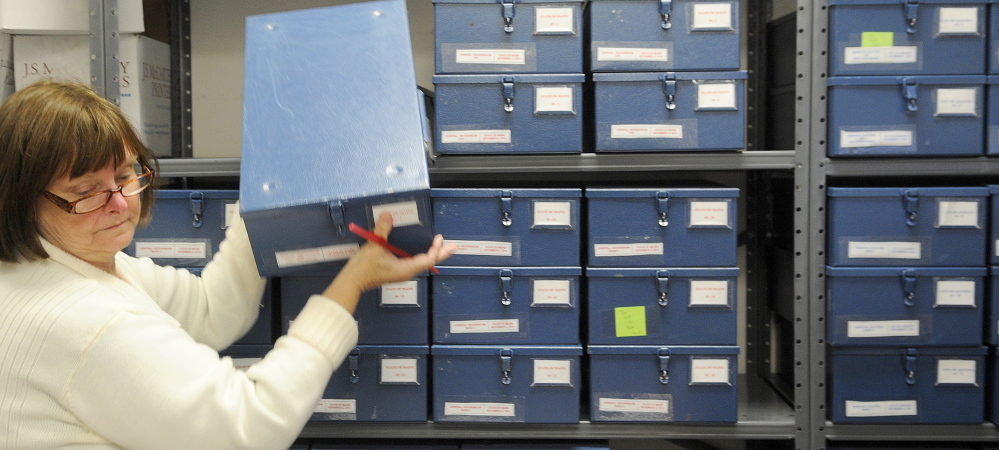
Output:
[0, 80, 453, 449]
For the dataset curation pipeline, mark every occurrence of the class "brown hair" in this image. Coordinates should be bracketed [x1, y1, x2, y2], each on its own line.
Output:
[0, 80, 157, 262]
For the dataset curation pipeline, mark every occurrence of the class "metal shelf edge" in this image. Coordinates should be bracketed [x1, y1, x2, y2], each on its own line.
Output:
[824, 157, 999, 177]
[825, 422, 999, 442]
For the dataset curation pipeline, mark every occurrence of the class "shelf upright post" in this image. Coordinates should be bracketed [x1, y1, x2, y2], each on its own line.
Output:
[89, 0, 120, 104]
[169, 0, 194, 159]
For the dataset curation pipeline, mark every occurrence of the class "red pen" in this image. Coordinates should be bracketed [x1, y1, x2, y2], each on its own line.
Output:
[347, 222, 440, 274]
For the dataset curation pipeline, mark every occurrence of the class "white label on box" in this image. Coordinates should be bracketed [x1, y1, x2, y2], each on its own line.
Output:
[230, 358, 261, 371]
[370, 201, 421, 227]
[995, 239, 999, 256]
[937, 359, 976, 385]
[689, 280, 730, 306]
[534, 359, 572, 385]
[535, 7, 574, 33]
[845, 400, 917, 417]
[689, 201, 730, 226]
[533, 279, 572, 305]
[847, 241, 921, 259]
[381, 358, 418, 384]
[440, 130, 512, 144]
[691, 359, 730, 383]
[937, 200, 979, 227]
[450, 319, 520, 334]
[935, 280, 976, 306]
[444, 402, 516, 417]
[274, 243, 360, 268]
[596, 47, 668, 61]
[697, 83, 736, 109]
[593, 243, 665, 257]
[840, 130, 914, 148]
[445, 240, 514, 256]
[315, 399, 356, 414]
[535, 86, 574, 113]
[598, 398, 669, 413]
[455, 49, 526, 65]
[936, 88, 977, 115]
[610, 124, 683, 139]
[847, 320, 920, 338]
[134, 241, 207, 259]
[938, 7, 978, 34]
[692, 3, 733, 29]
[224, 202, 238, 229]
[843, 46, 918, 64]
[381, 280, 419, 306]
[534, 201, 572, 226]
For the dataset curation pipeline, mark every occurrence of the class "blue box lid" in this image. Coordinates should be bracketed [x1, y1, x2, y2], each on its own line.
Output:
[831, 346, 987, 356]
[830, 0, 985, 5]
[585, 187, 739, 199]
[433, 74, 586, 84]
[827, 186, 990, 198]
[354, 345, 429, 355]
[991, 266, 999, 275]
[432, 188, 582, 198]
[586, 267, 740, 278]
[825, 266, 988, 277]
[587, 345, 739, 356]
[593, 71, 748, 83]
[431, 345, 583, 356]
[154, 190, 239, 201]
[988, 185, 999, 194]
[828, 75, 987, 86]
[435, 266, 582, 276]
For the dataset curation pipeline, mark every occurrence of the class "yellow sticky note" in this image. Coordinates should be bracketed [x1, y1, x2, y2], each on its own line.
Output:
[614, 306, 647, 337]
[861, 32, 894, 47]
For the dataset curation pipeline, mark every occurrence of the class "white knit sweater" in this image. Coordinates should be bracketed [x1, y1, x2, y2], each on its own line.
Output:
[0, 214, 359, 449]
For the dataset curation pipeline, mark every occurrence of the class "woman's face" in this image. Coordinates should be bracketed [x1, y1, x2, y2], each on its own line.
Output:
[37, 158, 142, 268]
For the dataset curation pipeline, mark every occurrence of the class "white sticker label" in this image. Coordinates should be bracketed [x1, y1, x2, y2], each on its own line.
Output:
[533, 279, 572, 305]
[225, 202, 238, 229]
[381, 358, 419, 384]
[533, 359, 572, 385]
[843, 46, 918, 64]
[935, 280, 976, 307]
[596, 47, 668, 61]
[231, 357, 261, 371]
[938, 7, 978, 34]
[937, 359, 976, 385]
[455, 49, 526, 65]
[995, 239, 998, 257]
[936, 88, 977, 115]
[697, 83, 736, 109]
[274, 243, 360, 268]
[381, 280, 419, 306]
[535, 7, 574, 33]
[534, 201, 572, 226]
[444, 240, 514, 256]
[450, 319, 520, 334]
[845, 400, 917, 417]
[692, 3, 733, 29]
[610, 124, 683, 139]
[840, 130, 914, 148]
[847, 320, 920, 338]
[444, 402, 516, 417]
[691, 359, 730, 383]
[689, 280, 730, 306]
[598, 398, 669, 413]
[937, 201, 979, 227]
[315, 399, 356, 414]
[689, 201, 730, 226]
[371, 201, 421, 227]
[134, 241, 207, 259]
[847, 241, 921, 259]
[593, 243, 665, 257]
[440, 130, 512, 144]
[535, 86, 574, 113]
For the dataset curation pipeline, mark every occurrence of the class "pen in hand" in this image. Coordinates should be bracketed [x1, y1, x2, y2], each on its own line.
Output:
[347, 222, 441, 274]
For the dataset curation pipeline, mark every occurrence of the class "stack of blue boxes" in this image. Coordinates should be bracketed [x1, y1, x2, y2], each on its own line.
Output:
[430, 188, 584, 423]
[584, 187, 741, 422]
[989, 185, 999, 424]
[589, 0, 746, 152]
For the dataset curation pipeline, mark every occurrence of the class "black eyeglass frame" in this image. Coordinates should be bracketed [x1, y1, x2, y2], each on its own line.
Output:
[43, 167, 155, 214]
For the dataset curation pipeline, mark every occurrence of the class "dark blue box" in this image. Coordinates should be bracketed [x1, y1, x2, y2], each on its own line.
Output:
[989, 77, 999, 155]
[433, 0, 584, 74]
[187, 267, 274, 348]
[431, 266, 580, 344]
[989, 346, 999, 424]
[431, 345, 582, 423]
[988, 266, 999, 345]
[991, 186, 999, 263]
[829, 346, 986, 424]
[432, 188, 581, 266]
[828, 75, 986, 157]
[313, 345, 429, 422]
[586, 187, 739, 267]
[586, 267, 739, 346]
[827, 187, 989, 267]
[828, 0, 987, 76]
[593, 71, 747, 152]
[587, 345, 739, 423]
[826, 266, 987, 346]
[992, 0, 999, 74]
[588, 0, 741, 72]
[127, 189, 238, 267]
[433, 73, 584, 154]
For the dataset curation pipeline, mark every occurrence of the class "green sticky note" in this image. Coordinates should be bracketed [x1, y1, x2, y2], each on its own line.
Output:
[861, 32, 894, 47]
[614, 306, 647, 337]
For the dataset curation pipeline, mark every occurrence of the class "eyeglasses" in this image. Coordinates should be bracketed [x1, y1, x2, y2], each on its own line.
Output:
[43, 167, 154, 214]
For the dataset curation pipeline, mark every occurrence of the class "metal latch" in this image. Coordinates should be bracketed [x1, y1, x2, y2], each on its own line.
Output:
[904, 0, 919, 34]
[661, 72, 677, 111]
[348, 348, 360, 384]
[902, 189, 919, 227]
[904, 348, 917, 385]
[500, 190, 513, 226]
[656, 270, 670, 307]
[499, 269, 514, 306]
[328, 201, 346, 236]
[500, 349, 513, 385]
[189, 192, 204, 228]
[900, 269, 918, 307]
[500, 0, 516, 33]
[902, 77, 918, 113]
[658, 348, 671, 384]
[656, 190, 670, 227]
[502, 77, 516, 112]
[659, 0, 672, 29]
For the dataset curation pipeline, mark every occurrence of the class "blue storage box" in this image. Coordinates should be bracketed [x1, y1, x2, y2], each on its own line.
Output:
[989, 346, 999, 424]
[240, 1, 434, 277]
[991, 185, 999, 264]
[312, 345, 429, 422]
[585, 187, 739, 267]
[218, 343, 270, 365]
[433, 73, 584, 154]
[281, 273, 429, 345]
[587, 345, 739, 423]
[989, 77, 999, 155]
[431, 345, 582, 423]
[988, 266, 999, 345]
[829, 346, 986, 424]
[588, 0, 740, 72]
[826, 266, 987, 346]
[432, 188, 581, 266]
[187, 267, 274, 348]
[827, 187, 989, 266]
[433, 0, 584, 74]
[127, 190, 238, 267]
[992, 0, 999, 73]
[827, 75, 986, 157]
[431, 266, 580, 344]
[586, 267, 739, 345]
[593, 71, 747, 152]
[828, 0, 987, 76]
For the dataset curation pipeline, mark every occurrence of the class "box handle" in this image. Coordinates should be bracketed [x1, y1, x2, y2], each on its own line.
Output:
[656, 190, 670, 227]
[900, 269, 918, 307]
[500, 190, 514, 226]
[328, 201, 346, 236]
[348, 348, 360, 384]
[500, 0, 516, 33]
[904, 348, 917, 385]
[189, 192, 204, 229]
[659, 0, 673, 30]
[500, 348, 513, 385]
[658, 348, 671, 384]
[904, 0, 919, 34]
[499, 269, 514, 306]
[901, 77, 918, 113]
[901, 189, 919, 227]
[656, 270, 670, 307]
[502, 77, 516, 113]
[661, 73, 677, 111]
